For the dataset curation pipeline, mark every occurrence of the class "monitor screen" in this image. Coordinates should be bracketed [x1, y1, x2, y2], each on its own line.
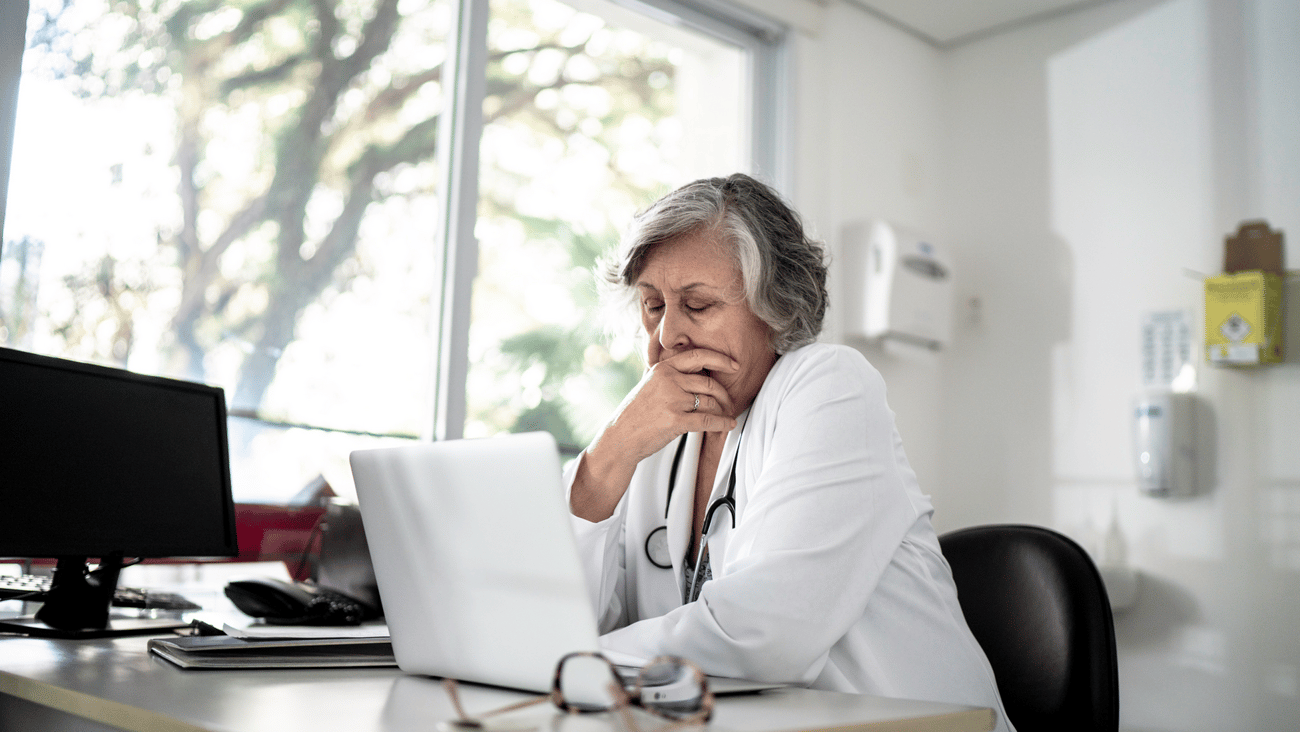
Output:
[0, 346, 237, 560]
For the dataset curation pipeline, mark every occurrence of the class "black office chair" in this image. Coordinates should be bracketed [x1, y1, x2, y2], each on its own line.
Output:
[939, 524, 1120, 732]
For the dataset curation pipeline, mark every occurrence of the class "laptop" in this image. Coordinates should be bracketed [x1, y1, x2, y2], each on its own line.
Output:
[351, 431, 783, 697]
[351, 431, 597, 693]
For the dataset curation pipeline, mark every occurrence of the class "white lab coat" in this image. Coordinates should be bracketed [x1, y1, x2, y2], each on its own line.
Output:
[566, 343, 1013, 732]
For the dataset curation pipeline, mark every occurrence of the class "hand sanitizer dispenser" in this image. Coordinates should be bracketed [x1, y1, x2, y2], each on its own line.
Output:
[858, 220, 953, 349]
[1133, 390, 1195, 497]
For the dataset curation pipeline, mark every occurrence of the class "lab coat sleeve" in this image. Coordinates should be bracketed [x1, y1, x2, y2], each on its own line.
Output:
[564, 454, 631, 633]
[600, 347, 921, 683]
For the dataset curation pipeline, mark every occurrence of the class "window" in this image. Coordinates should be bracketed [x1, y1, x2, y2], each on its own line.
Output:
[0, 0, 785, 502]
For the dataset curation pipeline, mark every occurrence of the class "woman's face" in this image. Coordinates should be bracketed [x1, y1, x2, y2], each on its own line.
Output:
[637, 229, 777, 419]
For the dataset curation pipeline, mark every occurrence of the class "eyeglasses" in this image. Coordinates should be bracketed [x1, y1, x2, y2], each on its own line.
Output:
[442, 652, 714, 729]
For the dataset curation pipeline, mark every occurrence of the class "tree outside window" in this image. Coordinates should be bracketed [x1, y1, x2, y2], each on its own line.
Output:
[1, 0, 750, 501]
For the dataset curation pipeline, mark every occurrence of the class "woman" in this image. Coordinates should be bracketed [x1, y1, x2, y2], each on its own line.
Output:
[566, 174, 1011, 730]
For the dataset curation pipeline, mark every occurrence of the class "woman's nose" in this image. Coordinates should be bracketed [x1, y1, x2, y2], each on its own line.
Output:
[657, 308, 691, 353]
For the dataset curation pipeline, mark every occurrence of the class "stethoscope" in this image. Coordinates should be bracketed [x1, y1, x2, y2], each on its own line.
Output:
[643, 419, 746, 579]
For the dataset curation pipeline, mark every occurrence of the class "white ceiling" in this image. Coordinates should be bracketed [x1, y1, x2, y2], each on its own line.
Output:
[846, 0, 1110, 47]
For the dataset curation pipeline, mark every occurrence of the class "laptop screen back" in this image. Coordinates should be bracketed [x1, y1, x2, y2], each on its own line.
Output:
[351, 432, 600, 692]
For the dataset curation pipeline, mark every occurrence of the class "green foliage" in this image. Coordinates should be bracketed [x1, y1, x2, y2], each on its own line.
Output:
[13, 0, 678, 447]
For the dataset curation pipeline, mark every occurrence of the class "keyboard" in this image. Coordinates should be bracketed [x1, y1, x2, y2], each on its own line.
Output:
[0, 574, 202, 611]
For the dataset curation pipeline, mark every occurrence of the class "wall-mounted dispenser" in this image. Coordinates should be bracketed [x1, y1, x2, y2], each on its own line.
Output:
[1133, 390, 1196, 497]
[852, 220, 953, 350]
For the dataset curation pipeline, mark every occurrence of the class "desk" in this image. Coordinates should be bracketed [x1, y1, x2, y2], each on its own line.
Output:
[0, 635, 994, 732]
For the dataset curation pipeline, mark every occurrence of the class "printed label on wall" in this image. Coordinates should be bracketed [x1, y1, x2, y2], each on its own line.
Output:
[1142, 310, 1195, 390]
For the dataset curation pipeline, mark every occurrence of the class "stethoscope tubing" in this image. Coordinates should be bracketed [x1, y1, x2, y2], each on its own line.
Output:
[644, 418, 746, 595]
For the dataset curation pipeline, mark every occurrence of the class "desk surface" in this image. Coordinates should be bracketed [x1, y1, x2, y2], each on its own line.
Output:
[0, 635, 994, 732]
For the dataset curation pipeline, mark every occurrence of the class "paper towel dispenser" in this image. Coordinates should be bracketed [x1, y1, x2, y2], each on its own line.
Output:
[851, 220, 953, 350]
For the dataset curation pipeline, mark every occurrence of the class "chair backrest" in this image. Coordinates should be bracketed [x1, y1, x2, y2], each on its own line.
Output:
[939, 524, 1119, 732]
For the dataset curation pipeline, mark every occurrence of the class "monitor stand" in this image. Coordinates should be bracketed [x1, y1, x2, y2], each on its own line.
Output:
[0, 615, 188, 639]
[0, 554, 187, 639]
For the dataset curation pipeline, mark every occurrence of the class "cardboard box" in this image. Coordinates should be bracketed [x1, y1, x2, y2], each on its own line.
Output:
[1223, 220, 1283, 274]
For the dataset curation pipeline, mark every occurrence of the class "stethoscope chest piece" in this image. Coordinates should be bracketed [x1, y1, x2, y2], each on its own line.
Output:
[644, 526, 672, 569]
[644, 420, 747, 575]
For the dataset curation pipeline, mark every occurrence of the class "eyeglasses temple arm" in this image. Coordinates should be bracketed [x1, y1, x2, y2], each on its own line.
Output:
[442, 679, 552, 722]
[477, 693, 553, 719]
[443, 679, 475, 722]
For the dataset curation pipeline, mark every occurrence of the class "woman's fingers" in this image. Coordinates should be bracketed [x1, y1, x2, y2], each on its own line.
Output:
[663, 347, 739, 376]
[657, 349, 737, 416]
[571, 349, 739, 520]
[689, 411, 737, 434]
[677, 400, 738, 436]
[594, 346, 742, 463]
[678, 372, 734, 416]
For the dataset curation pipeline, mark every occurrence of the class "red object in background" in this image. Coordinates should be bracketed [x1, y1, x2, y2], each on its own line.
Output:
[229, 504, 326, 581]
[5, 504, 326, 581]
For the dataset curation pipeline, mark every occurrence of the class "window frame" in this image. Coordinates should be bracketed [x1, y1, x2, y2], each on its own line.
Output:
[0, 0, 788, 450]
[0, 0, 27, 245]
[431, 0, 789, 441]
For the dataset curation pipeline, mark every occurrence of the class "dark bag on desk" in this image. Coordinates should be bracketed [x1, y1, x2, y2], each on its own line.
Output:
[314, 499, 383, 615]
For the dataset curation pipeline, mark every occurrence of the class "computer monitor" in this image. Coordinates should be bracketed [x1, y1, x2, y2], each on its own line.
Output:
[0, 346, 237, 637]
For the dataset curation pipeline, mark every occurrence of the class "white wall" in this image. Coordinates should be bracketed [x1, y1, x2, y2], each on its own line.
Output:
[941, 0, 1300, 729]
[781, 0, 953, 501]
[770, 0, 1300, 729]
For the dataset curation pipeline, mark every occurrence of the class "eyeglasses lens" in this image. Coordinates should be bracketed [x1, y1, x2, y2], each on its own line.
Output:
[557, 654, 623, 712]
[635, 658, 706, 720]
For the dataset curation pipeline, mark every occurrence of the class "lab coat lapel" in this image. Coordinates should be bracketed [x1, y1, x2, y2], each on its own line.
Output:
[703, 413, 748, 567]
[666, 431, 701, 598]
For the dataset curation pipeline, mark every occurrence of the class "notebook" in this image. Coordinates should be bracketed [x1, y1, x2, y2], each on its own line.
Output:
[350, 432, 600, 693]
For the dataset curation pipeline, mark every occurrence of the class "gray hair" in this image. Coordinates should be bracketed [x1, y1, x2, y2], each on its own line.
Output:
[599, 173, 828, 354]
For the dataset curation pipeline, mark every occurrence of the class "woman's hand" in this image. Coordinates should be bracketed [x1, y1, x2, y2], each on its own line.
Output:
[570, 347, 739, 522]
